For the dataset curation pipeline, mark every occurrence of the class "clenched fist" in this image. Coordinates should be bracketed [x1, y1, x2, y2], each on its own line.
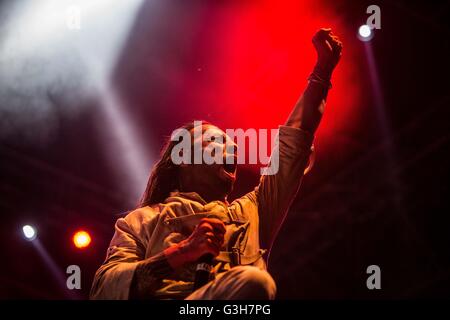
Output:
[165, 218, 226, 269]
[312, 28, 343, 78]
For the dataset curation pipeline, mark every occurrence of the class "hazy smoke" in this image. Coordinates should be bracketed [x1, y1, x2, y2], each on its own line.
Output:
[0, 43, 93, 145]
[0, 0, 138, 146]
[0, 0, 151, 203]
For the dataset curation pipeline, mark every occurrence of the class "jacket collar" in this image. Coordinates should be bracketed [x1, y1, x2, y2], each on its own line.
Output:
[166, 190, 208, 205]
[165, 190, 230, 206]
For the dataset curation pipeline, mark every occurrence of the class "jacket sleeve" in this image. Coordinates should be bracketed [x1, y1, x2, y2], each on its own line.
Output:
[252, 125, 314, 251]
[90, 213, 173, 299]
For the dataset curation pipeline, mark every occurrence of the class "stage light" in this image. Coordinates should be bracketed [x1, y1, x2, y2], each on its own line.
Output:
[359, 25, 371, 38]
[22, 225, 37, 241]
[358, 25, 373, 41]
[73, 230, 91, 249]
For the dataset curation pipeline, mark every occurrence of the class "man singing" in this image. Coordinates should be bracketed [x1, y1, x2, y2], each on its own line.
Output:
[90, 28, 342, 299]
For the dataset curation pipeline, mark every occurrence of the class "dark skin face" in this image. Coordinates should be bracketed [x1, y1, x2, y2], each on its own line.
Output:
[178, 124, 238, 203]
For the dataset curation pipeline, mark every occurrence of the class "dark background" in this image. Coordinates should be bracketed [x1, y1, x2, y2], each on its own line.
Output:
[1, 0, 449, 299]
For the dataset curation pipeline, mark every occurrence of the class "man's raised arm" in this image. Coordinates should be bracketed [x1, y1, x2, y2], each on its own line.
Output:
[255, 28, 342, 253]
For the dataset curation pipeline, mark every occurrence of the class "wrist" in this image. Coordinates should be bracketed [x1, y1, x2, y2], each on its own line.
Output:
[164, 241, 191, 269]
[309, 63, 333, 90]
[313, 62, 334, 80]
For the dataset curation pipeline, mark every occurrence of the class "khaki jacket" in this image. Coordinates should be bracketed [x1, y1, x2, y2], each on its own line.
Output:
[90, 125, 313, 299]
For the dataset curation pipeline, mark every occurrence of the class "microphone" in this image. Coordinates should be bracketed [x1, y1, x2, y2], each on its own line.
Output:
[193, 254, 213, 290]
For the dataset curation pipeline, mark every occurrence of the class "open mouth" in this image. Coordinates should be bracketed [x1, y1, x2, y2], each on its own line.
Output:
[219, 162, 237, 183]
[223, 162, 237, 174]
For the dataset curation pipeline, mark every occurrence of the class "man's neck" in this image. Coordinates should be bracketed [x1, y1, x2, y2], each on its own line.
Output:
[178, 187, 226, 204]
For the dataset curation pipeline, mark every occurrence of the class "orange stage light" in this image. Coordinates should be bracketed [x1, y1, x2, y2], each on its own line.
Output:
[73, 230, 91, 249]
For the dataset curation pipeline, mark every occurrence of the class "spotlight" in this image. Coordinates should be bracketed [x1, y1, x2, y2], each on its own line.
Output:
[358, 24, 373, 41]
[73, 230, 91, 249]
[22, 225, 37, 241]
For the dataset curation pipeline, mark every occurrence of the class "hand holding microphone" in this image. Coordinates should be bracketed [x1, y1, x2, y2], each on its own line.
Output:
[164, 218, 225, 276]
[190, 218, 225, 289]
